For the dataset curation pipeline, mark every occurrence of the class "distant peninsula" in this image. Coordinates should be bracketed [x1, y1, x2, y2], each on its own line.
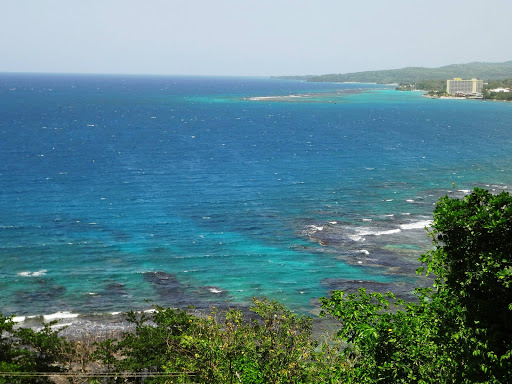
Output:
[273, 61, 512, 101]
[273, 61, 512, 84]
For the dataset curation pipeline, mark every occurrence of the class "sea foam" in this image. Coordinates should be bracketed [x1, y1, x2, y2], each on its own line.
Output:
[43, 312, 79, 321]
[18, 269, 47, 277]
[399, 220, 432, 230]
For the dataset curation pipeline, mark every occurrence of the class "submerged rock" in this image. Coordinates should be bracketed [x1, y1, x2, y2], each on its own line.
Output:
[16, 279, 65, 301]
[143, 271, 231, 308]
[143, 271, 185, 305]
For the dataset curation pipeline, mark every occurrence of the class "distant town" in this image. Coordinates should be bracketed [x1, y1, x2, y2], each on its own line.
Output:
[274, 60, 512, 101]
[421, 78, 512, 100]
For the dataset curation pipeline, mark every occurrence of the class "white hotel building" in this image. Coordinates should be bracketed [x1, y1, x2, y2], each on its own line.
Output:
[446, 78, 483, 95]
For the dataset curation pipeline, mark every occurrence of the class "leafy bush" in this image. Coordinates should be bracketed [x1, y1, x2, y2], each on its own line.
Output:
[93, 298, 343, 383]
[321, 188, 512, 383]
[0, 314, 70, 384]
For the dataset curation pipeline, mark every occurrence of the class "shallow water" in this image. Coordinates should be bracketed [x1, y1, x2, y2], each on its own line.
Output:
[1, 74, 512, 321]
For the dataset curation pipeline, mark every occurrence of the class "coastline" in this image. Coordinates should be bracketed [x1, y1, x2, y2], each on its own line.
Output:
[6, 189, 500, 332]
[12, 304, 250, 340]
[12, 277, 425, 341]
[422, 95, 469, 100]
[422, 93, 512, 102]
[4, 76, 512, 330]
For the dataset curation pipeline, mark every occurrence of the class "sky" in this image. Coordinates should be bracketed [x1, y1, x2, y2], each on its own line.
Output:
[1, 0, 511, 77]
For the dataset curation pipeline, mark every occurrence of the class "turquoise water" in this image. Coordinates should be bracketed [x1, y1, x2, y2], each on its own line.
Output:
[1, 74, 512, 317]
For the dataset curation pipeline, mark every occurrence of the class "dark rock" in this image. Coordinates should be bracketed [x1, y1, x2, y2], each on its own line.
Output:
[143, 271, 185, 305]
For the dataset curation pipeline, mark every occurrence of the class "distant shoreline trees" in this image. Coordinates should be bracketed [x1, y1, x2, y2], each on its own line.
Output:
[273, 61, 512, 85]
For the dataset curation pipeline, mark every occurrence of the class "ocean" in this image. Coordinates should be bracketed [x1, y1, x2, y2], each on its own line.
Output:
[1, 73, 512, 324]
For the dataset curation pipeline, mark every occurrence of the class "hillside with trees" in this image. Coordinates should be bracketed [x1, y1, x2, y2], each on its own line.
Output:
[273, 61, 512, 84]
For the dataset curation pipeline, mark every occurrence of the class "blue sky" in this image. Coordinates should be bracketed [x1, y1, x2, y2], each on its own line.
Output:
[1, 0, 511, 76]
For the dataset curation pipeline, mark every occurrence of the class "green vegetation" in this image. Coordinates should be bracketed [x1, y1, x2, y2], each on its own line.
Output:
[484, 79, 512, 90]
[273, 61, 512, 84]
[2, 188, 512, 383]
[321, 188, 512, 383]
[485, 92, 512, 101]
[424, 90, 450, 98]
[0, 315, 70, 383]
[396, 79, 447, 93]
[91, 299, 343, 383]
[483, 79, 512, 101]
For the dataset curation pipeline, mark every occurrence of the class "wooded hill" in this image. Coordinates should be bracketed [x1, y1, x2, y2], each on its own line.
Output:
[274, 61, 512, 84]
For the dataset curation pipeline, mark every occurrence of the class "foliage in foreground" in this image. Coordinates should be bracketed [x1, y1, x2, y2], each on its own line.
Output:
[321, 188, 512, 383]
[92, 299, 343, 383]
[2, 188, 512, 383]
[0, 315, 70, 384]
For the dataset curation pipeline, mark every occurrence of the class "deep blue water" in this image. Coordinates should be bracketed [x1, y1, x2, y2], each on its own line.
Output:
[1, 74, 512, 318]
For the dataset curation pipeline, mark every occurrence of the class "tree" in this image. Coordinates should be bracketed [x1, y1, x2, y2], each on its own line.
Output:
[92, 299, 343, 383]
[0, 315, 70, 384]
[321, 188, 512, 383]
[421, 188, 512, 381]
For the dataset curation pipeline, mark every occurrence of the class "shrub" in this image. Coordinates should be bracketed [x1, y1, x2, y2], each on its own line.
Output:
[321, 188, 512, 383]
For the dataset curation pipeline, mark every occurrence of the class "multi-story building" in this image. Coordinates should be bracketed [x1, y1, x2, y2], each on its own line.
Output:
[446, 78, 483, 95]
